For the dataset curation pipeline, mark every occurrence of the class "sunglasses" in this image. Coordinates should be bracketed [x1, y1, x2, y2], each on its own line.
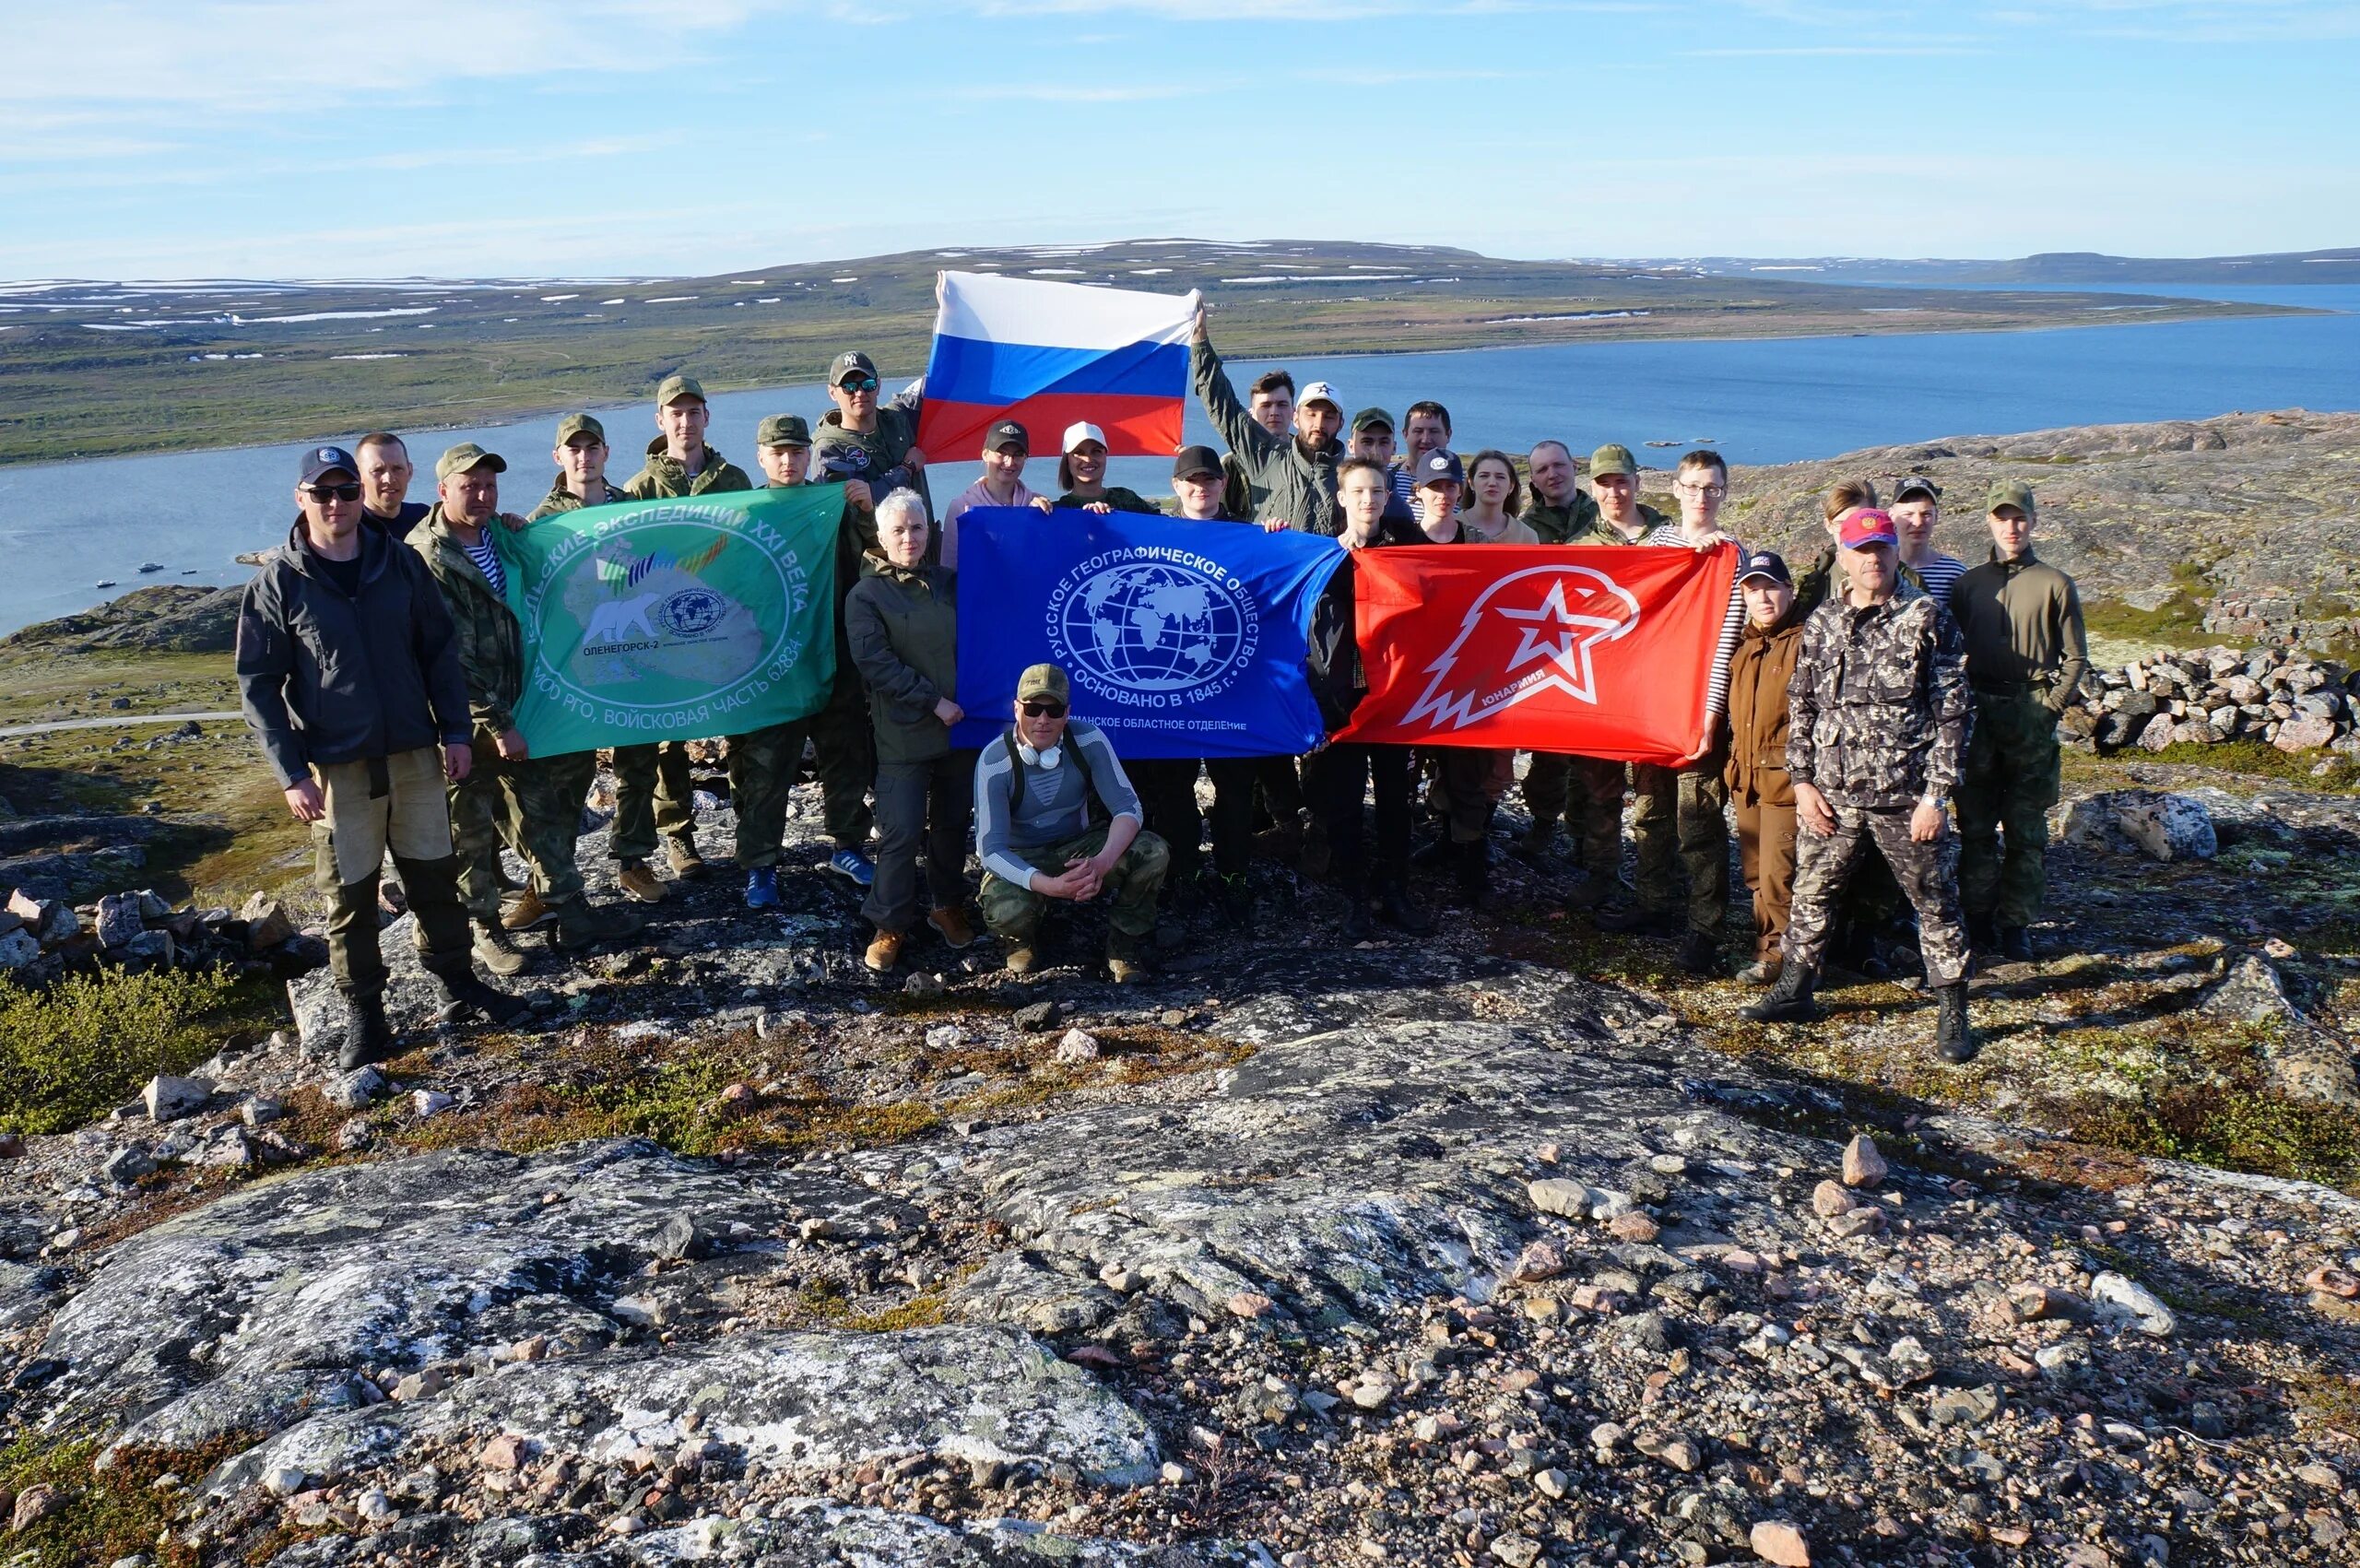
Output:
[838, 376, 879, 393]
[1020, 700, 1068, 719]
[303, 482, 363, 502]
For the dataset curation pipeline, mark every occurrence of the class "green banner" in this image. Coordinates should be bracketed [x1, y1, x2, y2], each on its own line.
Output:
[504, 486, 843, 756]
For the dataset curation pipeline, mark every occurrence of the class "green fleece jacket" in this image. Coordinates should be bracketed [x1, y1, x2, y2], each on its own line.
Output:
[405, 505, 525, 736]
[620, 439, 752, 499]
[1523, 489, 1600, 545]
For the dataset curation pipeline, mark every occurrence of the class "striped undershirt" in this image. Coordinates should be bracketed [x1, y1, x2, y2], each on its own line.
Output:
[1644, 523, 1745, 722]
[464, 536, 505, 596]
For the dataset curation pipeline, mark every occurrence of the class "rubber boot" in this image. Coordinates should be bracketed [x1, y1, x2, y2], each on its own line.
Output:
[1740, 962, 1817, 1023]
[338, 992, 396, 1071]
[423, 953, 531, 1028]
[1935, 983, 1978, 1063]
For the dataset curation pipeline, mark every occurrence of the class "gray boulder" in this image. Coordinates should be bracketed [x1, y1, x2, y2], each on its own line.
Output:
[2053, 790, 2216, 861]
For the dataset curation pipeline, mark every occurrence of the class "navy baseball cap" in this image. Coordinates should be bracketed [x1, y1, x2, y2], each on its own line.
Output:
[1736, 549, 1792, 587]
[1414, 448, 1465, 489]
[300, 445, 360, 484]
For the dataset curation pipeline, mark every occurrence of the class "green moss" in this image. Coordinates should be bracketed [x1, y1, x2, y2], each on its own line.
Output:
[2081, 593, 2210, 650]
[2134, 737, 2360, 791]
[0, 966, 273, 1135]
[0, 1431, 257, 1567]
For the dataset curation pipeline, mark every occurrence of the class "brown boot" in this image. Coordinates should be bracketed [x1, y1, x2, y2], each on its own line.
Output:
[865, 928, 903, 973]
[926, 906, 976, 949]
[665, 838, 707, 881]
[617, 859, 667, 903]
[470, 921, 531, 977]
[500, 887, 556, 932]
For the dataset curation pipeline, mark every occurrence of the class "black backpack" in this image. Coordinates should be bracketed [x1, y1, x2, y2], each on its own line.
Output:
[1002, 724, 1108, 827]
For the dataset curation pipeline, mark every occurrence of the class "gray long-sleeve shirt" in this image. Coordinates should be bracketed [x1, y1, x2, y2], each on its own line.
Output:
[973, 720, 1141, 887]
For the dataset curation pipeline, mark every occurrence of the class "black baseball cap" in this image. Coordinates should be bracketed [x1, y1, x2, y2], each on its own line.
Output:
[1414, 448, 1465, 489]
[1173, 444, 1224, 481]
[300, 444, 360, 484]
[830, 350, 878, 385]
[1736, 549, 1792, 587]
[985, 419, 1029, 455]
[1894, 475, 1942, 502]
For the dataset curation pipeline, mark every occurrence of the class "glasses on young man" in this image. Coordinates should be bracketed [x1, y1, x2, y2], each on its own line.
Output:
[1674, 479, 1728, 499]
[1020, 700, 1068, 719]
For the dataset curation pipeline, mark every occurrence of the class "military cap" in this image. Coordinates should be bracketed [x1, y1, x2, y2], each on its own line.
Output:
[433, 442, 506, 482]
[654, 373, 706, 407]
[1588, 443, 1638, 479]
[555, 413, 607, 446]
[1351, 407, 1395, 434]
[757, 413, 812, 449]
[1016, 664, 1070, 703]
[1987, 478, 2036, 518]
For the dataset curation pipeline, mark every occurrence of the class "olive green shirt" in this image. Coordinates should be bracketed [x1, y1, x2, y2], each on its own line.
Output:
[1522, 489, 1600, 545]
[525, 477, 621, 522]
[1949, 548, 2090, 712]
[1564, 502, 1667, 548]
[620, 439, 752, 499]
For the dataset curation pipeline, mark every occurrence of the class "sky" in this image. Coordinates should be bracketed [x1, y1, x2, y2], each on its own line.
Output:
[2, 0, 2355, 279]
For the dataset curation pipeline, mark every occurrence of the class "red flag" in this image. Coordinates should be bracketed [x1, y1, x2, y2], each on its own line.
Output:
[1338, 544, 1738, 763]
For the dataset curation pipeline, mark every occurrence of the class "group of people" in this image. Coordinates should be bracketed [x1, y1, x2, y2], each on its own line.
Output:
[235, 308, 2086, 1072]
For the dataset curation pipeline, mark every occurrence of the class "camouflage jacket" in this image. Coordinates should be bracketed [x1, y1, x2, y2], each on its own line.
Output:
[525, 477, 627, 520]
[620, 439, 752, 500]
[1521, 489, 1599, 545]
[1787, 582, 1972, 809]
[1563, 502, 1666, 548]
[405, 506, 525, 736]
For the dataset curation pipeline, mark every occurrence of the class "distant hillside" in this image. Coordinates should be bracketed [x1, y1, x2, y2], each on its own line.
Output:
[1667, 248, 2360, 287]
[0, 238, 2301, 466]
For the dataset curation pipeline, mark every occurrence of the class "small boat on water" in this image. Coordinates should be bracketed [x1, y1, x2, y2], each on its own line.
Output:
[94, 579, 117, 588]
[1644, 440, 1684, 448]
[137, 561, 165, 573]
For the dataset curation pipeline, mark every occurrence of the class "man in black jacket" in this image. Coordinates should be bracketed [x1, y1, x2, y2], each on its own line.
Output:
[236, 445, 527, 1068]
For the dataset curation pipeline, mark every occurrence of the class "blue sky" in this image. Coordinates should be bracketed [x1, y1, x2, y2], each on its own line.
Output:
[3, 0, 2354, 278]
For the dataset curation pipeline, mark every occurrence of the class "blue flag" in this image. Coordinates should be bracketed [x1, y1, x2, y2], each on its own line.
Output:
[950, 507, 1344, 760]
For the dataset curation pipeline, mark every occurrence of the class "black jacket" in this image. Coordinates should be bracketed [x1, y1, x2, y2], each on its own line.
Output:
[235, 522, 470, 787]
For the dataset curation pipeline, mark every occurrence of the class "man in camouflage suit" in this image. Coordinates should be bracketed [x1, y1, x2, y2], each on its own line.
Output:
[1743, 508, 1978, 1063]
[407, 443, 641, 969]
[610, 374, 751, 893]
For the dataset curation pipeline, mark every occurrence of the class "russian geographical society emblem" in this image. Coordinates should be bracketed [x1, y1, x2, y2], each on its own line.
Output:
[524, 503, 812, 731]
[1046, 547, 1260, 708]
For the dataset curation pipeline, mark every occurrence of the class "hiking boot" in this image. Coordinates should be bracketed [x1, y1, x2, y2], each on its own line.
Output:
[1594, 902, 1678, 937]
[865, 929, 903, 973]
[471, 921, 530, 977]
[1003, 938, 1040, 976]
[927, 906, 975, 949]
[743, 866, 781, 911]
[665, 839, 707, 881]
[1673, 929, 1724, 977]
[429, 963, 531, 1028]
[1736, 957, 1783, 987]
[1378, 885, 1435, 936]
[1341, 900, 1376, 943]
[1740, 963, 1818, 1023]
[1935, 982, 1978, 1063]
[338, 992, 396, 1071]
[1107, 943, 1154, 985]
[617, 859, 667, 904]
[829, 848, 876, 888]
[1998, 925, 2036, 964]
[501, 887, 557, 932]
[552, 898, 645, 953]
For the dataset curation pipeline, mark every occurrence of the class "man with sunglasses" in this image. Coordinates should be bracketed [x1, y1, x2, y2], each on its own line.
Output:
[239, 446, 527, 1068]
[974, 665, 1167, 984]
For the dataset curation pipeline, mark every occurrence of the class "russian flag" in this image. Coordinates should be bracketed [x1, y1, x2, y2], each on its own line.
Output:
[916, 271, 1201, 461]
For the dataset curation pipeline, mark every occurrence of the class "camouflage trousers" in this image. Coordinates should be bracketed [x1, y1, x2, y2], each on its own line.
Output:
[1631, 758, 1730, 936]
[610, 741, 696, 863]
[447, 737, 591, 923]
[1957, 689, 2062, 926]
[808, 669, 877, 852]
[1434, 748, 1507, 844]
[978, 826, 1170, 945]
[1782, 802, 1969, 988]
[726, 719, 808, 871]
[1522, 753, 1627, 871]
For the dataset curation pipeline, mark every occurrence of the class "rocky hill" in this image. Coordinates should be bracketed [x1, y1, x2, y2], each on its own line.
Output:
[1678, 409, 2360, 654]
[5, 738, 2359, 1566]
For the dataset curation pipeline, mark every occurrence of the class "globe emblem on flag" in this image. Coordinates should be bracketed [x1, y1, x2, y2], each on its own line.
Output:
[657, 585, 727, 638]
[1052, 556, 1256, 699]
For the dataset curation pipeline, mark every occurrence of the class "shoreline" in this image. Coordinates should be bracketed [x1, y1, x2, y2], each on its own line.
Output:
[0, 295, 2318, 472]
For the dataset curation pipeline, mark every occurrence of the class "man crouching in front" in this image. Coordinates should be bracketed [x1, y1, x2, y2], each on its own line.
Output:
[973, 665, 1168, 984]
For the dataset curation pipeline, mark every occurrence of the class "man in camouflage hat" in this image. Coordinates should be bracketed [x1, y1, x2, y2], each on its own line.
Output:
[407, 443, 642, 971]
[610, 374, 748, 893]
[1519, 442, 1629, 891]
[754, 413, 812, 489]
[1950, 479, 2087, 963]
[1744, 508, 1976, 1063]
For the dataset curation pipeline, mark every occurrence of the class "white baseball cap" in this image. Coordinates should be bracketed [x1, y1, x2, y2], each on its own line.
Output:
[1060, 420, 1108, 453]
[1298, 382, 1342, 413]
